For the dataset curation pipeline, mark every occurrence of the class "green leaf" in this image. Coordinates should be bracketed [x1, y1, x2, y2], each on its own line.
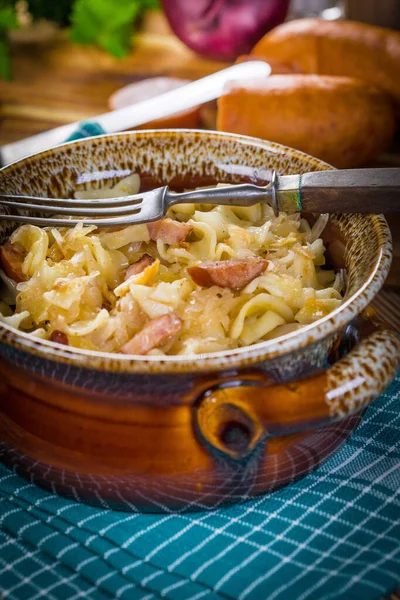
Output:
[0, 5, 19, 32]
[0, 36, 12, 80]
[0, 4, 19, 80]
[70, 0, 140, 56]
[138, 0, 159, 10]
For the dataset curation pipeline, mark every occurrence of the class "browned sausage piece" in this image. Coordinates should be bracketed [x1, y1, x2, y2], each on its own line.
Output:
[147, 218, 193, 245]
[49, 330, 69, 345]
[121, 312, 182, 355]
[124, 254, 155, 280]
[0, 241, 27, 282]
[188, 258, 269, 290]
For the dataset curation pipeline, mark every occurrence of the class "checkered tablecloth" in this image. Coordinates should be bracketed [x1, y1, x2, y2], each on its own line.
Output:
[0, 372, 399, 600]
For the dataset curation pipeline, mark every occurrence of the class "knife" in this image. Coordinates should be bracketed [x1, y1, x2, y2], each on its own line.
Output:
[0, 61, 271, 167]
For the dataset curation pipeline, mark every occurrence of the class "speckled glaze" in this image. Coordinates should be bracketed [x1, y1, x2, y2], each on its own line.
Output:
[0, 130, 398, 512]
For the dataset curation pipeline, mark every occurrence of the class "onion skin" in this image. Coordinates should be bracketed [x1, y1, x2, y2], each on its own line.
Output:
[160, 0, 290, 61]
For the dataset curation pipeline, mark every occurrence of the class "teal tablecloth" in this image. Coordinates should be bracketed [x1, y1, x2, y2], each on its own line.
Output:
[0, 123, 399, 599]
[0, 373, 399, 600]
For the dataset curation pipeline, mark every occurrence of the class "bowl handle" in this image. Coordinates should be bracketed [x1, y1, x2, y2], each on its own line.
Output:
[195, 316, 399, 459]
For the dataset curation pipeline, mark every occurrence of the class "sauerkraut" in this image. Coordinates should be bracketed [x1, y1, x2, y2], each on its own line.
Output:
[0, 175, 343, 355]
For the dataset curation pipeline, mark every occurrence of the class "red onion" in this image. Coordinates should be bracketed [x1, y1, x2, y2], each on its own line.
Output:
[160, 0, 291, 61]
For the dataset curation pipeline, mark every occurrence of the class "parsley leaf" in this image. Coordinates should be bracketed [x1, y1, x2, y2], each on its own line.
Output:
[71, 0, 145, 57]
[0, 0, 159, 79]
[0, 4, 19, 80]
[0, 4, 18, 29]
[138, 0, 159, 9]
[0, 37, 12, 79]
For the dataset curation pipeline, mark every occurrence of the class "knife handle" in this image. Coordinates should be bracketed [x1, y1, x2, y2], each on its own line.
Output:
[279, 168, 400, 214]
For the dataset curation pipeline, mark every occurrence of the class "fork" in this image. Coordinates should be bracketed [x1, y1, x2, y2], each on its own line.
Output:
[0, 168, 399, 228]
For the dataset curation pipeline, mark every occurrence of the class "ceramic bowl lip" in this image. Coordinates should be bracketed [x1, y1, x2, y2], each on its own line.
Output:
[0, 129, 392, 375]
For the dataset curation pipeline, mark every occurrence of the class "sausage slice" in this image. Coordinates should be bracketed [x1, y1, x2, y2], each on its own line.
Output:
[121, 312, 182, 355]
[188, 258, 269, 290]
[147, 218, 192, 245]
[49, 330, 69, 345]
[0, 241, 27, 283]
[124, 254, 155, 280]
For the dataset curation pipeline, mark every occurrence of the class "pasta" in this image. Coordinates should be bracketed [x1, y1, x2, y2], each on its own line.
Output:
[0, 175, 343, 355]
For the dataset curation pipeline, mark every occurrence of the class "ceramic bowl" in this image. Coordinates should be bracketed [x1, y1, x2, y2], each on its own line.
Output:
[0, 130, 398, 512]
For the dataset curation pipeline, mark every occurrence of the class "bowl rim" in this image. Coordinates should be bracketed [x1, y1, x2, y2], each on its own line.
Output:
[0, 129, 392, 374]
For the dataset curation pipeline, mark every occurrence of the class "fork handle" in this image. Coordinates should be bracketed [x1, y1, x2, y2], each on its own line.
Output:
[166, 183, 270, 208]
[277, 168, 400, 213]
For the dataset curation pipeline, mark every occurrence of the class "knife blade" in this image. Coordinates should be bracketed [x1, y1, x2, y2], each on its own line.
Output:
[0, 61, 271, 167]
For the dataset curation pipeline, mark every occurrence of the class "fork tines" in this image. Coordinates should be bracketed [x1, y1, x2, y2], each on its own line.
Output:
[0, 192, 150, 228]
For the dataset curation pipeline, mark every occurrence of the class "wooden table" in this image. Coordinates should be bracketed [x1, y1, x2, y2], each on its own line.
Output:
[0, 12, 399, 290]
[0, 13, 228, 141]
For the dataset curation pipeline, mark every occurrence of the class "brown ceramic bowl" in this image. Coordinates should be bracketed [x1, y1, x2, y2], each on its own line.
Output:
[0, 130, 398, 512]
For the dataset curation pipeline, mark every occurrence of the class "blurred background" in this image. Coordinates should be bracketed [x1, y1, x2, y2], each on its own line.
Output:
[1, 0, 399, 84]
[292, 0, 400, 27]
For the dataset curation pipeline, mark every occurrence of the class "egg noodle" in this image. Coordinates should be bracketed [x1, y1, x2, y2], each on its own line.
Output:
[0, 174, 343, 355]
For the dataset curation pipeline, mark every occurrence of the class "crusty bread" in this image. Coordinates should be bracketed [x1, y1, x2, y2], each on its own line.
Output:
[217, 75, 396, 168]
[251, 19, 400, 108]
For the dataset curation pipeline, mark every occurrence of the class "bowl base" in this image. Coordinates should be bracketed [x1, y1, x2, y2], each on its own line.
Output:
[0, 414, 362, 513]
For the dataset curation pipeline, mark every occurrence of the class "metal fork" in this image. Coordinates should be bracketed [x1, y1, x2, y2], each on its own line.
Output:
[0, 179, 277, 228]
[0, 168, 399, 227]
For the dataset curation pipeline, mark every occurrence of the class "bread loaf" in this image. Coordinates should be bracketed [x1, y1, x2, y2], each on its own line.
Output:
[250, 19, 400, 108]
[217, 75, 396, 168]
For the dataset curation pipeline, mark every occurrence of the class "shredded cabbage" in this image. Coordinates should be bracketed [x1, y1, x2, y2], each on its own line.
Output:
[0, 175, 344, 354]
